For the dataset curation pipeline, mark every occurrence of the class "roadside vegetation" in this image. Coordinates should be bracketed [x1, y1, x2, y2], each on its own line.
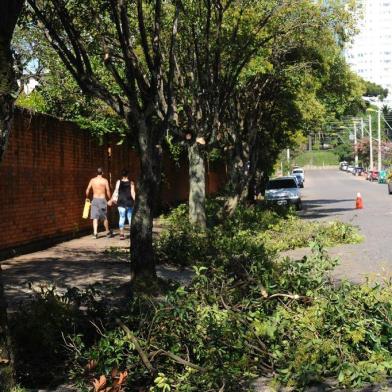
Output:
[0, 1, 388, 391]
[12, 201, 390, 392]
[293, 151, 339, 168]
[155, 200, 361, 266]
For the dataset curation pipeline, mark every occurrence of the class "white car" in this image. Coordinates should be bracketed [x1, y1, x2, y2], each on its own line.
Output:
[292, 168, 305, 183]
[339, 161, 348, 171]
[265, 176, 302, 210]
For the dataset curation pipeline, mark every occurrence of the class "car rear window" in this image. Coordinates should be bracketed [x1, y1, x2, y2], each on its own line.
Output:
[266, 179, 297, 189]
[293, 170, 303, 174]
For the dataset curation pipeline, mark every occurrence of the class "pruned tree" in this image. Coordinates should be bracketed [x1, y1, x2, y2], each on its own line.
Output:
[0, 0, 24, 164]
[218, 0, 364, 211]
[27, 0, 180, 278]
[174, 0, 338, 227]
[173, 0, 289, 227]
[222, 63, 303, 212]
[0, 1, 25, 389]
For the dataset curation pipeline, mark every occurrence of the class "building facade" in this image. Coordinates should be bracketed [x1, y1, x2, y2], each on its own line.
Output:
[345, 0, 392, 104]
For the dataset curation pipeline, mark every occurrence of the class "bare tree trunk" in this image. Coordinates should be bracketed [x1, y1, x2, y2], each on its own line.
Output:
[0, 268, 13, 392]
[130, 120, 161, 279]
[223, 147, 246, 216]
[244, 151, 258, 204]
[246, 176, 256, 204]
[0, 1, 24, 388]
[0, 93, 15, 165]
[188, 142, 206, 228]
[0, 41, 16, 163]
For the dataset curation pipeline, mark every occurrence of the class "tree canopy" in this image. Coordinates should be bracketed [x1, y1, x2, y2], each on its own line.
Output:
[9, 0, 368, 274]
[364, 80, 388, 100]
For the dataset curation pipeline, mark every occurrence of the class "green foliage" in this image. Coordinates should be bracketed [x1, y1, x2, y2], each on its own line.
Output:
[221, 1, 364, 194]
[68, 245, 342, 391]
[319, 54, 366, 118]
[67, 240, 392, 391]
[10, 386, 27, 392]
[273, 279, 392, 388]
[164, 134, 186, 163]
[74, 115, 127, 140]
[16, 90, 47, 112]
[7, 0, 382, 389]
[155, 201, 360, 266]
[263, 219, 362, 252]
[364, 80, 389, 100]
[292, 151, 340, 167]
[334, 142, 354, 163]
[10, 201, 387, 391]
[13, 11, 128, 138]
[10, 285, 106, 388]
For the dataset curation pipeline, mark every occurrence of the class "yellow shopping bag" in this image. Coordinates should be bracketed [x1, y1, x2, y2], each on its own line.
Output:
[82, 199, 91, 219]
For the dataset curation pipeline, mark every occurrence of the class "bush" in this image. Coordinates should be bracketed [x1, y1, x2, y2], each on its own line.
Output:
[67, 242, 392, 391]
[13, 201, 374, 391]
[60, 202, 378, 391]
[155, 201, 361, 265]
[10, 285, 107, 388]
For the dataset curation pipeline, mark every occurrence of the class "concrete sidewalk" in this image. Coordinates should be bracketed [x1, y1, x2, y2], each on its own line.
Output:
[1, 229, 193, 308]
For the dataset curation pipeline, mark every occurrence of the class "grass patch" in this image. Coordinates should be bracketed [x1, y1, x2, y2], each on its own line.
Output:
[293, 150, 339, 167]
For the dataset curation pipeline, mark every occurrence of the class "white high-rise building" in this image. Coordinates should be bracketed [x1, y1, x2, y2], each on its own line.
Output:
[345, 0, 392, 104]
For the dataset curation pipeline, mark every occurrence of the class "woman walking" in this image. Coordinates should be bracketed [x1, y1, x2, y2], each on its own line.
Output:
[110, 169, 136, 240]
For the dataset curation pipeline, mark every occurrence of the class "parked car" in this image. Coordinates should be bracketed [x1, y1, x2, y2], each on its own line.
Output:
[347, 165, 354, 173]
[339, 161, 348, 170]
[292, 167, 305, 183]
[293, 173, 304, 188]
[367, 170, 379, 182]
[379, 170, 387, 184]
[387, 174, 392, 194]
[265, 176, 302, 210]
[353, 167, 365, 176]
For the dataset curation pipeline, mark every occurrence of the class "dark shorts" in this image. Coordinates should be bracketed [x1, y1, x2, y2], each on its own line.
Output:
[91, 198, 107, 220]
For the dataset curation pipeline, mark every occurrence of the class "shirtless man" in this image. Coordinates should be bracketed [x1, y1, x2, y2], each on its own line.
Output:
[85, 168, 113, 238]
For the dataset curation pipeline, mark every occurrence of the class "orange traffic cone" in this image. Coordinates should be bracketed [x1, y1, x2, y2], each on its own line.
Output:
[356, 192, 363, 209]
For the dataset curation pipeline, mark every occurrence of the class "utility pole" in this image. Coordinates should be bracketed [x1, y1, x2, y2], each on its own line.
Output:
[286, 148, 290, 175]
[369, 114, 374, 170]
[361, 118, 364, 139]
[354, 121, 358, 167]
[378, 108, 382, 172]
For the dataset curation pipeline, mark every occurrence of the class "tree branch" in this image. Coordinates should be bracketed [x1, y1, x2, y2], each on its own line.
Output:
[117, 319, 156, 375]
[136, 0, 154, 72]
[28, 0, 126, 117]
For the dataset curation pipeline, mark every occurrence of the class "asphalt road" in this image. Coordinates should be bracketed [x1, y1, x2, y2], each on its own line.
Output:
[295, 169, 392, 282]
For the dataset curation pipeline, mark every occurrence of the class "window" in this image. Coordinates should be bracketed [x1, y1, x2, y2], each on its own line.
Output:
[266, 179, 297, 190]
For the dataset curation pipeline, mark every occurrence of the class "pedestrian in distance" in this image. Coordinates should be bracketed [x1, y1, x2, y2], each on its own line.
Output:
[85, 168, 113, 239]
[109, 169, 136, 240]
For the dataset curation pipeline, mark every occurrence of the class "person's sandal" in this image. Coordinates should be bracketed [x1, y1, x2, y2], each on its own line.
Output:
[120, 234, 125, 240]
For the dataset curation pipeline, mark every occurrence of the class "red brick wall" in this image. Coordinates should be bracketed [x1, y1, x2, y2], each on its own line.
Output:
[0, 110, 225, 252]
